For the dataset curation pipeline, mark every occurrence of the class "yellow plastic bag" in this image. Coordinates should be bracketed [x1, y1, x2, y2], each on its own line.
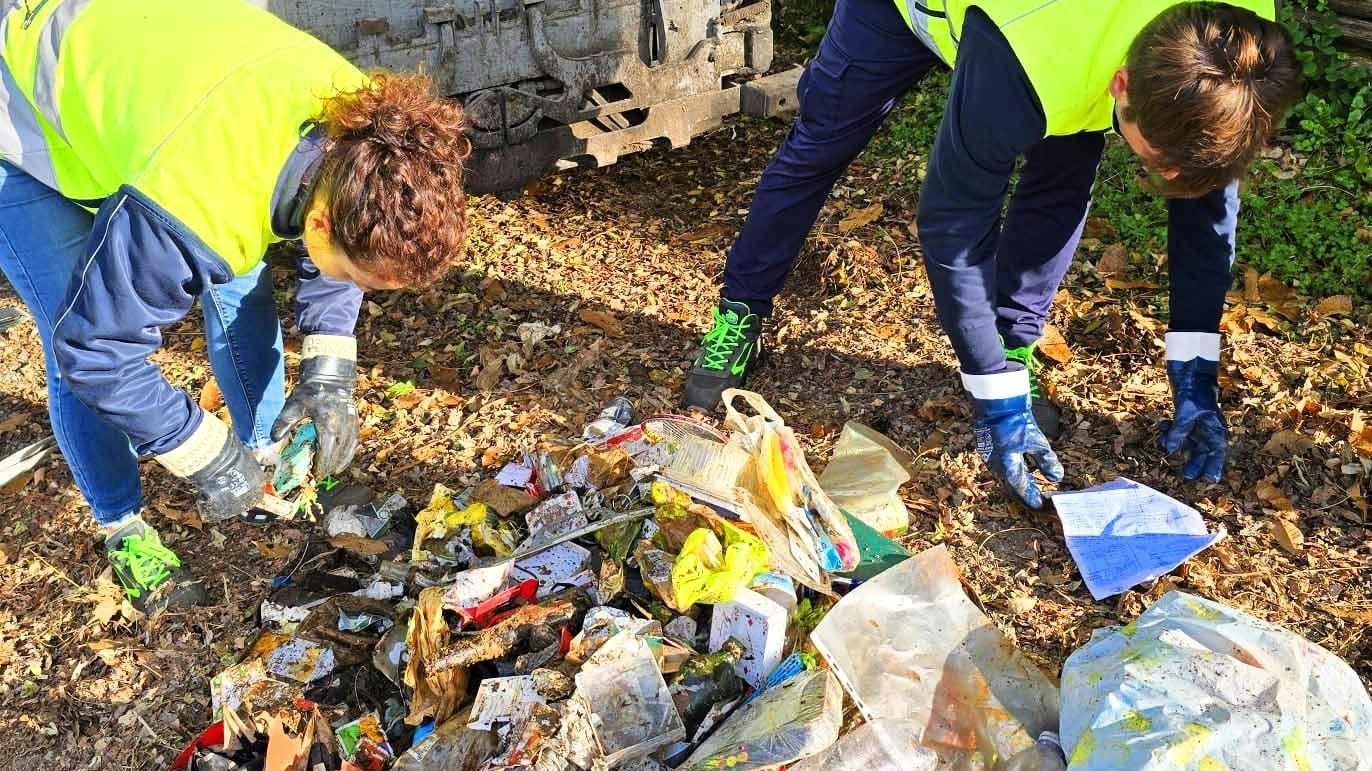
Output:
[413, 484, 518, 561]
[670, 520, 769, 609]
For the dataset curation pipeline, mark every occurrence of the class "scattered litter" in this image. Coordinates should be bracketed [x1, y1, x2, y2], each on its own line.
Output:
[669, 521, 768, 609]
[514, 542, 594, 598]
[670, 638, 747, 739]
[583, 396, 635, 441]
[250, 631, 337, 683]
[571, 629, 686, 768]
[817, 422, 913, 536]
[709, 587, 787, 687]
[1052, 477, 1225, 599]
[467, 675, 547, 733]
[495, 460, 534, 488]
[1061, 591, 1372, 770]
[679, 668, 843, 771]
[811, 545, 1059, 765]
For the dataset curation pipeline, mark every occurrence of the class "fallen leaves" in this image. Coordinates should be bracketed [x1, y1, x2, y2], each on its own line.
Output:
[1315, 295, 1353, 317]
[199, 379, 224, 412]
[0, 412, 28, 433]
[253, 541, 294, 560]
[1350, 413, 1372, 458]
[1262, 429, 1315, 457]
[577, 309, 625, 337]
[1103, 277, 1156, 291]
[1269, 519, 1305, 554]
[1038, 324, 1073, 364]
[1096, 243, 1128, 277]
[678, 222, 733, 243]
[838, 203, 883, 233]
[1255, 479, 1296, 512]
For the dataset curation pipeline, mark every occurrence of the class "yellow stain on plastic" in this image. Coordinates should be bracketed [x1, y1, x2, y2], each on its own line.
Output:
[1121, 710, 1152, 732]
[1282, 728, 1311, 771]
[1183, 596, 1223, 621]
[1088, 671, 1103, 686]
[1164, 723, 1213, 766]
[1069, 729, 1095, 766]
[1198, 757, 1228, 771]
[1119, 621, 1139, 638]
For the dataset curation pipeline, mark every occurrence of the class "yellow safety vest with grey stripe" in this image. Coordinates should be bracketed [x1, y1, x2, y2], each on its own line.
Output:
[896, 0, 1278, 137]
[0, 0, 368, 274]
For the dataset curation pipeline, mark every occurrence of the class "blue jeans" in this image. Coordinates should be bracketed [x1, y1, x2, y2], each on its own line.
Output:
[0, 162, 285, 526]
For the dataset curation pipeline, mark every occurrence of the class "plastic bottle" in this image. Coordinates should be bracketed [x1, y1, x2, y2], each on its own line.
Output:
[583, 396, 635, 440]
[999, 732, 1068, 771]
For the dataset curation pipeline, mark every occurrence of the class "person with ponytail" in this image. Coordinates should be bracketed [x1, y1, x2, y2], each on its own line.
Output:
[0, 0, 471, 609]
[681, 1, 1300, 511]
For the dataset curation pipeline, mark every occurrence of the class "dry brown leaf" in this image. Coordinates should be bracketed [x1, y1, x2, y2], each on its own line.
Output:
[429, 366, 461, 390]
[1262, 429, 1315, 457]
[1351, 413, 1372, 457]
[0, 412, 29, 433]
[1008, 595, 1038, 615]
[92, 597, 121, 625]
[1245, 307, 1284, 333]
[1096, 243, 1128, 276]
[1315, 295, 1353, 317]
[480, 447, 503, 468]
[1326, 606, 1372, 624]
[578, 309, 625, 338]
[1255, 480, 1295, 512]
[253, 541, 293, 560]
[679, 222, 733, 243]
[329, 534, 389, 556]
[1269, 518, 1304, 554]
[393, 391, 424, 410]
[480, 277, 507, 303]
[475, 345, 505, 392]
[1257, 272, 1304, 320]
[838, 203, 883, 233]
[412, 444, 442, 464]
[1038, 324, 1073, 364]
[198, 380, 224, 412]
[1104, 277, 1157, 291]
[154, 503, 203, 531]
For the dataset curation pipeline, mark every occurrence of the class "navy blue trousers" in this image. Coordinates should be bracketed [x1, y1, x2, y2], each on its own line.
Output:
[722, 0, 1239, 374]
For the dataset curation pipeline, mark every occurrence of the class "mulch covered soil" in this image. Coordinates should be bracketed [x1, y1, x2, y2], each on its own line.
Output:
[0, 115, 1368, 768]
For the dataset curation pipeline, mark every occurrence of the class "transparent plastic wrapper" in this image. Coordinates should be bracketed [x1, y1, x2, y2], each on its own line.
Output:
[722, 389, 860, 574]
[1061, 591, 1372, 771]
[571, 629, 685, 768]
[816, 422, 912, 536]
[391, 709, 499, 771]
[789, 718, 935, 771]
[811, 545, 1059, 768]
[679, 667, 843, 771]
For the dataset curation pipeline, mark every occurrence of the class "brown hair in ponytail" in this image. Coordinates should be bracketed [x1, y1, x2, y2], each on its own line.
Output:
[314, 72, 473, 285]
[1123, 2, 1300, 197]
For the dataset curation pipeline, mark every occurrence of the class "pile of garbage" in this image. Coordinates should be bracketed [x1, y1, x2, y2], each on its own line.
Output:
[176, 390, 1372, 771]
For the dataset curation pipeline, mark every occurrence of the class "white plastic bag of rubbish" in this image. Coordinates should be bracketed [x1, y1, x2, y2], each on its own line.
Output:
[811, 545, 1059, 768]
[1061, 591, 1372, 771]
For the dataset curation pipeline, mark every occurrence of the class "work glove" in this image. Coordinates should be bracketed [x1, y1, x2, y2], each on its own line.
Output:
[963, 364, 1064, 510]
[272, 335, 359, 477]
[156, 410, 266, 522]
[1160, 332, 1227, 483]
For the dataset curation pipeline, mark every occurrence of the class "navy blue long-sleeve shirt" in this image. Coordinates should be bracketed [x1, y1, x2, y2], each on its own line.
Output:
[50, 133, 362, 456]
[917, 9, 1237, 375]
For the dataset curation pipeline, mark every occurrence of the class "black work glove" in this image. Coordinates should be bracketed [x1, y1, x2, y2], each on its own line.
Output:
[271, 335, 359, 477]
[156, 410, 266, 522]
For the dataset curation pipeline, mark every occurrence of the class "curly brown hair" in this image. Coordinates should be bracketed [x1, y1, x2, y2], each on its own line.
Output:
[1124, 3, 1300, 198]
[314, 72, 472, 285]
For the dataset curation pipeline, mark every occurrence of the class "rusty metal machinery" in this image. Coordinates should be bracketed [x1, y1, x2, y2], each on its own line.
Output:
[258, 0, 801, 194]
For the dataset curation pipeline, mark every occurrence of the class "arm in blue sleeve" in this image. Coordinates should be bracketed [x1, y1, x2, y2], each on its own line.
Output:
[295, 253, 362, 336]
[916, 8, 1046, 375]
[1168, 180, 1239, 333]
[51, 187, 234, 456]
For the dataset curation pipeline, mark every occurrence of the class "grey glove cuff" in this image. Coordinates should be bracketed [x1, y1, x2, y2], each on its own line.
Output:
[300, 353, 357, 385]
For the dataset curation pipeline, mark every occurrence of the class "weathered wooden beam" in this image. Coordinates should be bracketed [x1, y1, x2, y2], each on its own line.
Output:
[1328, 0, 1372, 21]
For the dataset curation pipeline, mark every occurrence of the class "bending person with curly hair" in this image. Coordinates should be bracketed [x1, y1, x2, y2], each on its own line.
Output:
[0, 0, 472, 610]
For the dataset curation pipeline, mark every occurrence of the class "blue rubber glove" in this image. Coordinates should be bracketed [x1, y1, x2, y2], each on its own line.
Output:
[1160, 335, 1227, 483]
[964, 365, 1064, 510]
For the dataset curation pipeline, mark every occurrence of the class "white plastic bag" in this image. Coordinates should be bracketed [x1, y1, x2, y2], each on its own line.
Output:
[1061, 591, 1372, 770]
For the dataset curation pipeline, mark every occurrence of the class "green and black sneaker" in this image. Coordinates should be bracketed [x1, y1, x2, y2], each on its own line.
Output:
[684, 298, 765, 410]
[106, 519, 208, 614]
[1005, 342, 1063, 441]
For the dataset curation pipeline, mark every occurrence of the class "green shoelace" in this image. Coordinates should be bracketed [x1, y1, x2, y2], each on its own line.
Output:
[110, 533, 181, 599]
